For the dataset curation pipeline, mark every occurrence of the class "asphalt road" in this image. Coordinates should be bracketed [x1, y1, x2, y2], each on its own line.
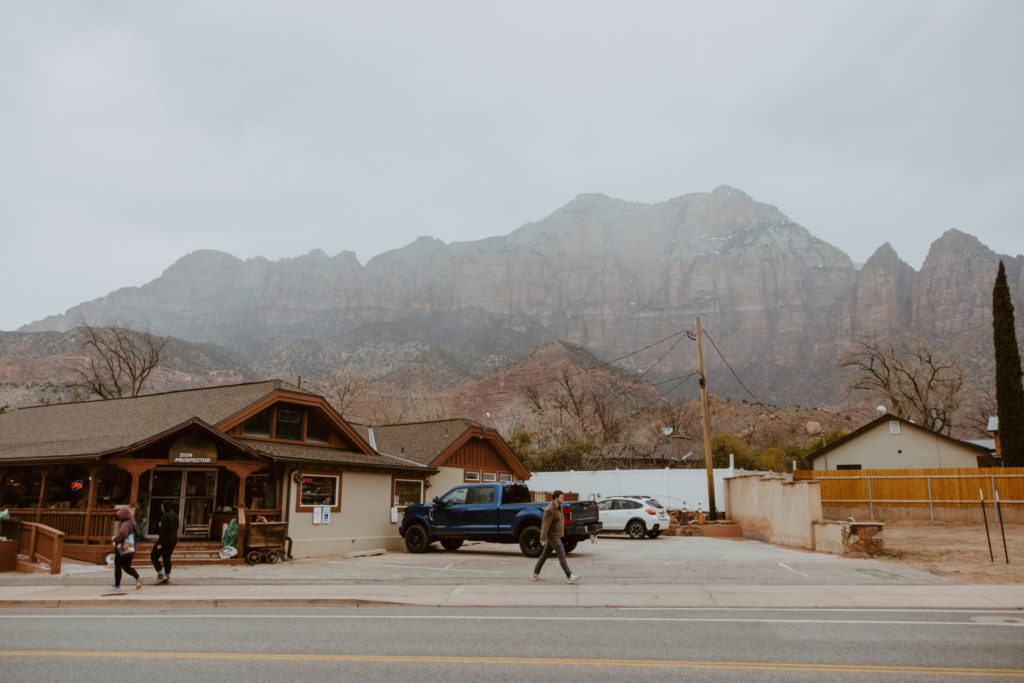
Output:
[2, 606, 1023, 682]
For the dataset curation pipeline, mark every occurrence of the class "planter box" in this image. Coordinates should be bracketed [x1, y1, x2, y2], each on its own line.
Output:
[698, 524, 742, 538]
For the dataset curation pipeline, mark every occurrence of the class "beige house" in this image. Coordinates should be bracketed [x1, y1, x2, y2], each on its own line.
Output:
[809, 415, 993, 470]
[0, 380, 527, 563]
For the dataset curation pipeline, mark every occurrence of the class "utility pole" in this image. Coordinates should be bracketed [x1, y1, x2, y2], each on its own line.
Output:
[696, 317, 717, 521]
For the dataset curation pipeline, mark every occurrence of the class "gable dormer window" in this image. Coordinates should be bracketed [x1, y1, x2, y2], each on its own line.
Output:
[242, 408, 273, 438]
[240, 404, 335, 445]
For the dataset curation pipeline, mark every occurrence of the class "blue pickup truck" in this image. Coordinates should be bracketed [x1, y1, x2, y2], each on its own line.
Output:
[399, 482, 602, 557]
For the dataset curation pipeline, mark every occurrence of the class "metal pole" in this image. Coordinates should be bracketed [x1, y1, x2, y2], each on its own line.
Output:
[991, 474, 1001, 525]
[995, 490, 1009, 564]
[926, 476, 934, 522]
[696, 317, 717, 521]
[980, 489, 994, 562]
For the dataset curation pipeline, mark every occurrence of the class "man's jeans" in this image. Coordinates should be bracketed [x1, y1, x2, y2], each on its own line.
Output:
[533, 537, 572, 578]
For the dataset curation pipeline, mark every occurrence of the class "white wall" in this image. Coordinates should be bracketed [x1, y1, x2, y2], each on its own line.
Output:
[527, 467, 743, 513]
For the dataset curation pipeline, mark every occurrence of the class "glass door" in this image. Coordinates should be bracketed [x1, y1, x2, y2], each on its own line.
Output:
[145, 469, 218, 540]
[148, 470, 184, 538]
[183, 470, 217, 539]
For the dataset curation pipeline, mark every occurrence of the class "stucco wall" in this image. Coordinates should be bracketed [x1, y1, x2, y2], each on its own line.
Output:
[815, 421, 980, 470]
[286, 471, 405, 557]
[725, 474, 822, 549]
[426, 466, 468, 502]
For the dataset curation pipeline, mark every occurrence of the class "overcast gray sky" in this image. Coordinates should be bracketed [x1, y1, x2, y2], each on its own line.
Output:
[2, 1, 1022, 331]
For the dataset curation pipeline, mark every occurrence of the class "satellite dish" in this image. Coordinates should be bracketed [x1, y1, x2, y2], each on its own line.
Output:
[660, 427, 674, 436]
[876, 405, 887, 415]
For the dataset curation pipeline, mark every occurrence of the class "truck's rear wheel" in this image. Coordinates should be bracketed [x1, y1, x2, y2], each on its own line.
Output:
[440, 538, 463, 551]
[405, 525, 430, 553]
[562, 538, 578, 553]
[518, 526, 542, 557]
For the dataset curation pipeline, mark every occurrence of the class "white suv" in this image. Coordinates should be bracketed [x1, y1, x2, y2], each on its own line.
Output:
[597, 496, 670, 539]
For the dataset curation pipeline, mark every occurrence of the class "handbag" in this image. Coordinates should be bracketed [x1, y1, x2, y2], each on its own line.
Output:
[119, 531, 136, 555]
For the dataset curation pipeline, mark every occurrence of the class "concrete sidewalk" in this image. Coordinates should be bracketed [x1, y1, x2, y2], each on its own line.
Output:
[2, 581, 1023, 610]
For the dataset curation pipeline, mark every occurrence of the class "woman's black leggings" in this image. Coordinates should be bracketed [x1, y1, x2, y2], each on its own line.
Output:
[114, 551, 139, 587]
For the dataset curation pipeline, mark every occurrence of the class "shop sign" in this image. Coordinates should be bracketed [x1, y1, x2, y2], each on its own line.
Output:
[71, 479, 84, 491]
[169, 434, 218, 464]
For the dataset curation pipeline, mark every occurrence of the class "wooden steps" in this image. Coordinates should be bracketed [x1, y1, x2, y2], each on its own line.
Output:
[136, 541, 243, 565]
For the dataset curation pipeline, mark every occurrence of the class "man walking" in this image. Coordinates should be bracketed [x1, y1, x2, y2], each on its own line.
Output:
[151, 500, 179, 584]
[531, 490, 581, 584]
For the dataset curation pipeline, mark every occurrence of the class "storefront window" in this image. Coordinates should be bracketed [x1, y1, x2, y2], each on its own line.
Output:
[42, 465, 91, 508]
[299, 474, 338, 507]
[393, 479, 423, 509]
[95, 466, 130, 506]
[1, 467, 41, 508]
[246, 469, 278, 509]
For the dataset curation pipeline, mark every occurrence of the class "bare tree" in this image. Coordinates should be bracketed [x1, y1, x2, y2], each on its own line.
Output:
[70, 321, 168, 399]
[318, 365, 370, 418]
[840, 336, 966, 435]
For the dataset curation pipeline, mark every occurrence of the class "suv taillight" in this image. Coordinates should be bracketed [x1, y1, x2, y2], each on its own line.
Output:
[645, 508, 657, 516]
[562, 506, 572, 525]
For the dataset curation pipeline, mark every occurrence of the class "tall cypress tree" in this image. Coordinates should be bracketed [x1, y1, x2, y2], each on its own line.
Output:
[993, 261, 1024, 466]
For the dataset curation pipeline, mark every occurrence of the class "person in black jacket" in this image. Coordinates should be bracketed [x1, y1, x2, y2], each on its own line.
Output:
[151, 500, 179, 584]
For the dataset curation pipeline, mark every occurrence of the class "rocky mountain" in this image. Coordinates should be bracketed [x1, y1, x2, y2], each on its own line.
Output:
[15, 186, 1024, 409]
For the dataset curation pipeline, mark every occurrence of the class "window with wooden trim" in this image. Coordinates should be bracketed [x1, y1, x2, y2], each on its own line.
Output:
[241, 404, 335, 445]
[464, 471, 480, 482]
[393, 479, 424, 510]
[499, 473, 513, 482]
[298, 474, 339, 508]
[481, 472, 497, 482]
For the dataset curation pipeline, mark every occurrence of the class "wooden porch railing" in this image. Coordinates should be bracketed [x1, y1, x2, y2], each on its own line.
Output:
[4, 507, 115, 544]
[17, 522, 64, 574]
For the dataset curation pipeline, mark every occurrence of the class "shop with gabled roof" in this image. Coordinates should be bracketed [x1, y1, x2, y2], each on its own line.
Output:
[0, 380, 437, 563]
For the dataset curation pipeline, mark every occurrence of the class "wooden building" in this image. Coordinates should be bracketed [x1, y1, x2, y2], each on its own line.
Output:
[0, 381, 526, 563]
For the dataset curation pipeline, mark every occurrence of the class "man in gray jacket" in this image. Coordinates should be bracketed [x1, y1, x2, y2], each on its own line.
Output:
[531, 490, 581, 584]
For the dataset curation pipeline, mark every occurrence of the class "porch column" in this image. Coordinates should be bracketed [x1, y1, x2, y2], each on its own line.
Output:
[84, 466, 101, 545]
[108, 459, 157, 516]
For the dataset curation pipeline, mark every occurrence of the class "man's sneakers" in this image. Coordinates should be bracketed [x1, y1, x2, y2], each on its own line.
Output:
[109, 585, 121, 591]
[530, 573, 546, 582]
[136, 577, 144, 590]
[156, 573, 169, 585]
[567, 573, 582, 584]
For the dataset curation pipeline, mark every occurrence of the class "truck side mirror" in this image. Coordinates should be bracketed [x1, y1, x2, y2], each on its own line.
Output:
[433, 496, 444, 508]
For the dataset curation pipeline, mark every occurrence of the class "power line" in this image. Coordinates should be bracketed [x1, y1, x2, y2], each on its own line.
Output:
[701, 329, 762, 405]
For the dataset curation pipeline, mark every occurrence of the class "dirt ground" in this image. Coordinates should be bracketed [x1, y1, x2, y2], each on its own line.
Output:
[880, 520, 1024, 584]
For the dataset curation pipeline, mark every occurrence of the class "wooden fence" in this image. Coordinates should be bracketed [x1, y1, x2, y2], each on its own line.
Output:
[793, 467, 1024, 523]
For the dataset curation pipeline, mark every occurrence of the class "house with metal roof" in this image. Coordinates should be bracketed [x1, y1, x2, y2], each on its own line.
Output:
[0, 380, 526, 564]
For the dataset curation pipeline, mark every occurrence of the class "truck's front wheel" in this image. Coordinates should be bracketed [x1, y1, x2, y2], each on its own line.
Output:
[405, 525, 431, 553]
[518, 526, 542, 557]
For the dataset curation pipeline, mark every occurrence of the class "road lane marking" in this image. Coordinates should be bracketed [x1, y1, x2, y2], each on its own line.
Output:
[327, 562, 503, 574]
[1, 650, 1021, 676]
[778, 562, 810, 578]
[4, 614, 1022, 627]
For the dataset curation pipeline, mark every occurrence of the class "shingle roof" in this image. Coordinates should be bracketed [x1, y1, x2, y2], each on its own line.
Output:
[0, 380, 310, 463]
[236, 439, 433, 472]
[358, 418, 483, 466]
